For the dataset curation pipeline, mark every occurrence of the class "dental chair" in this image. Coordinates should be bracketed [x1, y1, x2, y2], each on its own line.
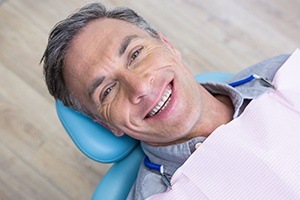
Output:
[55, 72, 233, 200]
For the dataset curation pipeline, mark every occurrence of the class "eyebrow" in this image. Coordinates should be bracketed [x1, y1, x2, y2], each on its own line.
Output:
[87, 35, 138, 103]
[119, 34, 138, 56]
[88, 76, 105, 103]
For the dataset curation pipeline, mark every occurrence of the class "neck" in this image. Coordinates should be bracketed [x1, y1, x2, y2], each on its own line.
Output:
[175, 88, 234, 143]
[148, 87, 234, 147]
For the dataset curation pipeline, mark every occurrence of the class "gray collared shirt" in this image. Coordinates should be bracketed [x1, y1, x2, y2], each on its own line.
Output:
[127, 54, 290, 200]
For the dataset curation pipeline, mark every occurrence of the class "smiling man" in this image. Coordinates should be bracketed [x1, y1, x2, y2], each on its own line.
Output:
[41, 3, 289, 199]
[63, 17, 233, 146]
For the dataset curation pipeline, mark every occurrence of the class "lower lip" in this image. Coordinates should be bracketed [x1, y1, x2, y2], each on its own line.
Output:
[146, 81, 176, 120]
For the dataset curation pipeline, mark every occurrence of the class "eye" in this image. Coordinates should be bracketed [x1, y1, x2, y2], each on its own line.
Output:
[102, 83, 116, 100]
[129, 47, 143, 65]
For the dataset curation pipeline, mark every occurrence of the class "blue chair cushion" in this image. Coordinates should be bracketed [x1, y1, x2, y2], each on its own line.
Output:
[195, 72, 233, 83]
[56, 100, 139, 163]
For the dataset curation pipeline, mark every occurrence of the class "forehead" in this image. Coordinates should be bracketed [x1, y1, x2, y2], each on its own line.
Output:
[65, 18, 150, 67]
[73, 18, 148, 49]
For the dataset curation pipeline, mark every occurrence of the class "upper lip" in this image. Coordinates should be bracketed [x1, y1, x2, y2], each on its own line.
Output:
[145, 81, 173, 118]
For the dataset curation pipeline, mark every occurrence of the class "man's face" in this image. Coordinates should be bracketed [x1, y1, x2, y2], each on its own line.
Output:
[64, 18, 204, 145]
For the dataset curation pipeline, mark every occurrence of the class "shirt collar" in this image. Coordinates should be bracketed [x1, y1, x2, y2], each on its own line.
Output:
[141, 136, 206, 176]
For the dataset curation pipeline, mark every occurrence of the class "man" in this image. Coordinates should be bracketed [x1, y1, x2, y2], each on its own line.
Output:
[41, 3, 289, 199]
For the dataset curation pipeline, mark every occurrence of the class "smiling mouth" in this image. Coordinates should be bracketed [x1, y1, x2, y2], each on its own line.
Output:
[146, 85, 173, 118]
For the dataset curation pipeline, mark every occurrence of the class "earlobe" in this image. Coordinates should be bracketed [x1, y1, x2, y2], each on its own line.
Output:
[93, 118, 124, 137]
[111, 128, 124, 137]
[158, 32, 182, 59]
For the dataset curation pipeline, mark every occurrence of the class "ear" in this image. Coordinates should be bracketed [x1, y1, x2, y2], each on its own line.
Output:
[158, 32, 182, 59]
[93, 118, 124, 137]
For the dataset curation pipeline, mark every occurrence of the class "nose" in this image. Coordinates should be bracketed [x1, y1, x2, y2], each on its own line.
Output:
[121, 71, 154, 104]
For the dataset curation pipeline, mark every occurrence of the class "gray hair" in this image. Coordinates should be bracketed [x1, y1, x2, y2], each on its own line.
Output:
[41, 3, 158, 117]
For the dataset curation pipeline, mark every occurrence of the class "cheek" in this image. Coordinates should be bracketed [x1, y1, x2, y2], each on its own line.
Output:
[147, 46, 175, 63]
[100, 97, 130, 127]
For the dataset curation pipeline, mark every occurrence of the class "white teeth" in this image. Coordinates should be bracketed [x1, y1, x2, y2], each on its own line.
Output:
[148, 88, 172, 117]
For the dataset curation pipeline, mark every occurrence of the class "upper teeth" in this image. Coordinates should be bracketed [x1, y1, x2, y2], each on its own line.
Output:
[148, 88, 172, 117]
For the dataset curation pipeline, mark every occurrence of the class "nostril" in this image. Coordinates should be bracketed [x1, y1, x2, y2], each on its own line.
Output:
[150, 77, 154, 85]
[128, 84, 148, 104]
[130, 93, 146, 104]
[126, 73, 153, 104]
